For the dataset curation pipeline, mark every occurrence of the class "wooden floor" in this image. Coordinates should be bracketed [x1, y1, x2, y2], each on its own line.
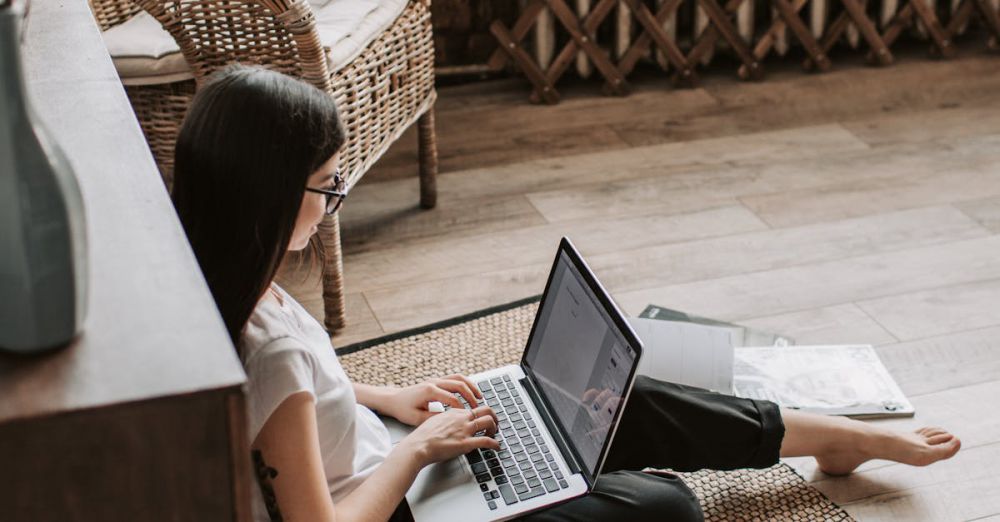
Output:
[279, 49, 1000, 521]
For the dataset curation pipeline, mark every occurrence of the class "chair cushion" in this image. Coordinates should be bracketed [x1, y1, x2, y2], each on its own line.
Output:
[100, 11, 193, 85]
[100, 0, 408, 86]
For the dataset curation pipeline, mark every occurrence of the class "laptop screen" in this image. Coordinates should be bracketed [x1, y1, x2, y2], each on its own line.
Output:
[522, 247, 639, 480]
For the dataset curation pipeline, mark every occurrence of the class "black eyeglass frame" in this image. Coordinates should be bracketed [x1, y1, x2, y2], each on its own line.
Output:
[305, 171, 347, 215]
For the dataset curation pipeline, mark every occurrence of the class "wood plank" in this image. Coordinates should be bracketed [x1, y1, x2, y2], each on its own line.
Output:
[611, 55, 1000, 148]
[430, 123, 631, 176]
[329, 293, 386, 347]
[857, 278, 1000, 342]
[527, 139, 949, 223]
[354, 123, 870, 209]
[339, 194, 547, 255]
[438, 75, 717, 134]
[877, 325, 1000, 398]
[740, 146, 1000, 228]
[345, 205, 767, 293]
[955, 196, 1000, 233]
[841, 104, 1000, 148]
[739, 303, 898, 346]
[363, 263, 550, 332]
[614, 235, 1000, 323]
[368, 86, 718, 180]
[362, 206, 987, 332]
[587, 205, 987, 298]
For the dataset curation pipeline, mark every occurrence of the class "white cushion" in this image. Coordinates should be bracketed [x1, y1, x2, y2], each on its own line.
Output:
[100, 0, 408, 86]
[100, 11, 192, 85]
[316, 0, 407, 70]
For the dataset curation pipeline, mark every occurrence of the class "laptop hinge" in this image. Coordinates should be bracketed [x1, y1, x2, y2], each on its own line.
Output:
[519, 375, 591, 488]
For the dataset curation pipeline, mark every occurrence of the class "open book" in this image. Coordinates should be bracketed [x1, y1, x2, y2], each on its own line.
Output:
[630, 305, 914, 419]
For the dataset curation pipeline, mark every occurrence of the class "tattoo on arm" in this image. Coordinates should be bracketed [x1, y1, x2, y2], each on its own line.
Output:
[252, 449, 284, 522]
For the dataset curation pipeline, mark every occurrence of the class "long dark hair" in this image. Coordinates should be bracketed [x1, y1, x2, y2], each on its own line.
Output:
[172, 64, 345, 349]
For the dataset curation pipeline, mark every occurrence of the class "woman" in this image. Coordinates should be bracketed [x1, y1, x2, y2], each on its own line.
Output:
[172, 65, 961, 522]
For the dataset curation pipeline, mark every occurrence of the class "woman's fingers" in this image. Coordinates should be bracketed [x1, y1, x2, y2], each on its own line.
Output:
[440, 374, 483, 400]
[470, 405, 498, 425]
[431, 387, 464, 410]
[452, 374, 484, 400]
[466, 435, 501, 452]
[466, 413, 498, 436]
[435, 379, 479, 408]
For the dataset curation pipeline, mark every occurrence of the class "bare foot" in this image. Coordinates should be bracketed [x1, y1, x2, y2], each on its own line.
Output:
[815, 426, 962, 476]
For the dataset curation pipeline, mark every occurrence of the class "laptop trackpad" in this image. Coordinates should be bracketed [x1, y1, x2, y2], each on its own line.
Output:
[409, 457, 472, 501]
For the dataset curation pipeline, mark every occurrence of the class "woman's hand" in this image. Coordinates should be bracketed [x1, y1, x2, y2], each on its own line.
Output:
[383, 374, 484, 426]
[400, 405, 501, 467]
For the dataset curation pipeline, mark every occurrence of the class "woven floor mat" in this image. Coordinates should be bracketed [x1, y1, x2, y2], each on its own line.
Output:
[338, 298, 854, 521]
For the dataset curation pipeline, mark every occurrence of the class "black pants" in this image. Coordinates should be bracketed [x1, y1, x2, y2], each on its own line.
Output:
[519, 375, 785, 522]
[389, 376, 784, 522]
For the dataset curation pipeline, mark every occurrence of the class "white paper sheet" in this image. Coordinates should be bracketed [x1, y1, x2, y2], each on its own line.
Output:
[628, 317, 735, 394]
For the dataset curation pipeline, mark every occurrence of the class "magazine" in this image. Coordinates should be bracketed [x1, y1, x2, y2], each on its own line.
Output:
[733, 345, 914, 418]
[630, 305, 914, 418]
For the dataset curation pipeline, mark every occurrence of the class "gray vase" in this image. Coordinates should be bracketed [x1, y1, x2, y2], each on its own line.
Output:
[0, 0, 88, 354]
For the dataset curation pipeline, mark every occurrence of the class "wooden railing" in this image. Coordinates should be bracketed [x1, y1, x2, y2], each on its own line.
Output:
[475, 0, 1000, 103]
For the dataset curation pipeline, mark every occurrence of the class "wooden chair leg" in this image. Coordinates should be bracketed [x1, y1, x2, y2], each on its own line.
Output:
[417, 106, 438, 210]
[320, 212, 346, 333]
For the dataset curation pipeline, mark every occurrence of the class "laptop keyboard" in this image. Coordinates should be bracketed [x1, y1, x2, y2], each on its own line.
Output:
[460, 375, 570, 511]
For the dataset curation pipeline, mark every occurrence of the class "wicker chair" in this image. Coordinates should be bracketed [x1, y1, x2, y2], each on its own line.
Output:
[89, 0, 438, 333]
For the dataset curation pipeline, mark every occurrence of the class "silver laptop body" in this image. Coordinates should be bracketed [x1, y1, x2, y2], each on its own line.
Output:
[384, 238, 645, 521]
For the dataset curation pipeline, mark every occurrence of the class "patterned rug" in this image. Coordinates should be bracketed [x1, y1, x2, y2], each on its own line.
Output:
[337, 298, 854, 521]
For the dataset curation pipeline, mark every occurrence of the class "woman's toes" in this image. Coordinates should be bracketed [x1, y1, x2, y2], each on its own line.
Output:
[916, 434, 961, 466]
[926, 433, 953, 445]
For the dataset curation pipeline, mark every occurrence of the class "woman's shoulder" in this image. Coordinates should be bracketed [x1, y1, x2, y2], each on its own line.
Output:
[240, 285, 335, 367]
[241, 292, 310, 358]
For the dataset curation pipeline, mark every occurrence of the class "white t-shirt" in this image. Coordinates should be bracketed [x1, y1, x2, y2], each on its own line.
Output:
[240, 284, 391, 521]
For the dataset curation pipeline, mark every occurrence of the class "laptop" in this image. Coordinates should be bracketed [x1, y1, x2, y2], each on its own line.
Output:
[383, 237, 645, 521]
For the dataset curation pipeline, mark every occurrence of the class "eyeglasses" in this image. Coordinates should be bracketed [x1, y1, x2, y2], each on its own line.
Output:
[305, 170, 347, 215]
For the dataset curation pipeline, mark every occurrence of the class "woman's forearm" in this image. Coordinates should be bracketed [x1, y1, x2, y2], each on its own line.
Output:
[353, 383, 397, 413]
[333, 442, 424, 522]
